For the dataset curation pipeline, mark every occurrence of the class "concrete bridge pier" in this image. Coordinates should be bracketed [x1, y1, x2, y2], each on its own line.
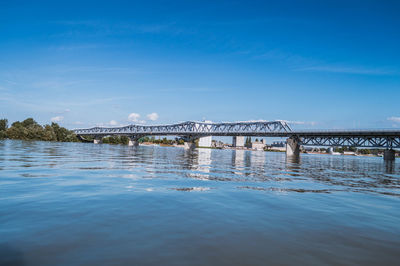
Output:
[183, 135, 197, 150]
[184, 142, 196, 150]
[384, 149, 396, 161]
[93, 136, 102, 144]
[128, 140, 139, 146]
[128, 136, 140, 146]
[286, 137, 300, 157]
[232, 136, 245, 147]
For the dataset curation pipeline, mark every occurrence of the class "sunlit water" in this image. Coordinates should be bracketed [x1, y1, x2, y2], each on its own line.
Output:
[1, 140, 399, 265]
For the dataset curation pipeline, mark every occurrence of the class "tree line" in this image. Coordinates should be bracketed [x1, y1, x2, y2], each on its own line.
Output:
[0, 118, 186, 146]
[0, 118, 79, 142]
[138, 136, 185, 145]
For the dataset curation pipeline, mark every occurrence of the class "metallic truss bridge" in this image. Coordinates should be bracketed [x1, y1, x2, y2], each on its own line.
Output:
[296, 130, 400, 149]
[74, 121, 400, 148]
[74, 120, 292, 137]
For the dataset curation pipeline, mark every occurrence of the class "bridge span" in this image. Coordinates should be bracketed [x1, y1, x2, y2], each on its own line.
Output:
[74, 120, 400, 161]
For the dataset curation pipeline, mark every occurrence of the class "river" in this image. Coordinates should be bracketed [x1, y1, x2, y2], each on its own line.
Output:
[0, 140, 399, 265]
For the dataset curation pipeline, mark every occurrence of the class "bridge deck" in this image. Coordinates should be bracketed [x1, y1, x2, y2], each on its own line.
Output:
[73, 121, 400, 148]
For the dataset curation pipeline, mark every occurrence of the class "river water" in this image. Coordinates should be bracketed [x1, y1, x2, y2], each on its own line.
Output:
[0, 140, 399, 265]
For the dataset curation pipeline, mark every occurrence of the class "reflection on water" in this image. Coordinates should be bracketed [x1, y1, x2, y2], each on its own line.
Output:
[0, 140, 400, 265]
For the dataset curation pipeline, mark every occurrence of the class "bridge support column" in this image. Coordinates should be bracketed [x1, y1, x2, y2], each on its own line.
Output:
[184, 142, 196, 150]
[198, 136, 212, 147]
[128, 139, 139, 146]
[286, 137, 300, 157]
[384, 149, 395, 161]
[93, 137, 102, 144]
[128, 136, 139, 146]
[232, 136, 245, 147]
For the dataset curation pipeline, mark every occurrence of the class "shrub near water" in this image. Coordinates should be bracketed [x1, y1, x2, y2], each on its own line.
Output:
[102, 136, 129, 145]
[0, 118, 8, 139]
[1, 118, 79, 142]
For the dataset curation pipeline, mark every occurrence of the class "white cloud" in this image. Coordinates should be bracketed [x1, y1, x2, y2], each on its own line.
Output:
[51, 116, 64, 122]
[286, 120, 316, 126]
[146, 112, 159, 121]
[109, 120, 118, 126]
[128, 113, 141, 122]
[387, 117, 400, 123]
[64, 108, 71, 112]
[74, 121, 84, 125]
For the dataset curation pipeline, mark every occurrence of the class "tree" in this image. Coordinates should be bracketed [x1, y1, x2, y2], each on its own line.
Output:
[21, 118, 38, 128]
[0, 119, 8, 131]
[51, 122, 71, 141]
[43, 125, 57, 141]
[6, 125, 28, 140]
[245, 136, 252, 147]
[120, 136, 129, 145]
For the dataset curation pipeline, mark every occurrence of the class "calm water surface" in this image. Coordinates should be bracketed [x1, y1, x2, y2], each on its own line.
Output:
[1, 140, 399, 265]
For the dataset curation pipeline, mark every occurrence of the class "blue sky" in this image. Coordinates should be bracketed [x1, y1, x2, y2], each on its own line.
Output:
[1, 0, 399, 129]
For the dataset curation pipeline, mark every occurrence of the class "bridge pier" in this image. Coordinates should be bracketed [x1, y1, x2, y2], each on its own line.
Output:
[232, 136, 245, 147]
[184, 142, 196, 150]
[128, 136, 139, 146]
[384, 149, 395, 161]
[128, 139, 139, 146]
[198, 136, 212, 147]
[286, 137, 300, 157]
[93, 137, 102, 144]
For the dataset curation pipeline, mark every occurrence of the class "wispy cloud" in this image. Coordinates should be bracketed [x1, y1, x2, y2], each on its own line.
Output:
[294, 121, 316, 126]
[254, 49, 399, 76]
[51, 108, 71, 115]
[285, 120, 317, 126]
[55, 44, 112, 51]
[157, 87, 224, 93]
[52, 20, 184, 38]
[254, 49, 313, 66]
[51, 116, 64, 122]
[297, 65, 399, 75]
[388, 117, 400, 123]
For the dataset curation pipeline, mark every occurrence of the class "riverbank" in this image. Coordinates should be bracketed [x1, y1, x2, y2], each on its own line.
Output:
[0, 118, 79, 143]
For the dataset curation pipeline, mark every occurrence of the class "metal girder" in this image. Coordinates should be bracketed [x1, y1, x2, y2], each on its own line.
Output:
[74, 120, 400, 148]
[300, 136, 400, 148]
[73, 120, 292, 136]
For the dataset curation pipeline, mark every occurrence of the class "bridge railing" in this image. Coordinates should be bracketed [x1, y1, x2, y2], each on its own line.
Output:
[290, 128, 400, 133]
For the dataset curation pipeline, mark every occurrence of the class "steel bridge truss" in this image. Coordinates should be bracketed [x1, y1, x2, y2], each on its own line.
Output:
[74, 120, 292, 137]
[300, 135, 400, 149]
[74, 120, 400, 148]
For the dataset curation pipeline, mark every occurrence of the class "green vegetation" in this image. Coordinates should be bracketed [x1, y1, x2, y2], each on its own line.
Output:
[0, 117, 79, 142]
[0, 119, 8, 139]
[333, 146, 357, 153]
[102, 136, 129, 145]
[138, 136, 185, 145]
[245, 136, 251, 147]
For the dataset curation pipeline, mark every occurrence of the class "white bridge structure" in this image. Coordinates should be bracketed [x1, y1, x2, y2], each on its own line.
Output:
[74, 120, 400, 161]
